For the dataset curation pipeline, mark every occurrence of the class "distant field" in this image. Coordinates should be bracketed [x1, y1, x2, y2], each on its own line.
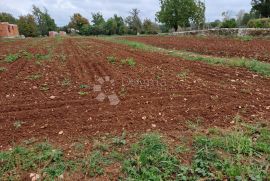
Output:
[123, 35, 270, 63]
[0, 36, 269, 180]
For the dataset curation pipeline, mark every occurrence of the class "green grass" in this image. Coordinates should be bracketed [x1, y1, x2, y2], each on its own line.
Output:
[0, 142, 71, 180]
[1, 122, 269, 180]
[0, 67, 7, 72]
[103, 37, 270, 77]
[5, 53, 20, 63]
[82, 151, 111, 177]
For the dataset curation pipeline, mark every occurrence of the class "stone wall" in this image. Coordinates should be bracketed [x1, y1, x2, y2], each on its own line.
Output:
[0, 22, 19, 37]
[171, 28, 270, 37]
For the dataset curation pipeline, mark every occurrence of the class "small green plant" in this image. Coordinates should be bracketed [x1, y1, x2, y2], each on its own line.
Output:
[5, 53, 19, 63]
[26, 74, 42, 80]
[107, 56, 117, 64]
[121, 58, 136, 67]
[35, 53, 50, 60]
[78, 91, 88, 96]
[13, 120, 23, 129]
[79, 84, 89, 89]
[21, 50, 34, 60]
[61, 78, 71, 86]
[177, 69, 189, 79]
[82, 151, 110, 177]
[175, 145, 190, 154]
[0, 67, 6, 72]
[40, 84, 49, 91]
[112, 132, 126, 146]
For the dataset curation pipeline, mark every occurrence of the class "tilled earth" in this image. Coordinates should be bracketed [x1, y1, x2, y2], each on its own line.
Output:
[123, 35, 270, 63]
[0, 37, 269, 149]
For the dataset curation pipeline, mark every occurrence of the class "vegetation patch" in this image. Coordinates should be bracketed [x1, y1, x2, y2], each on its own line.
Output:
[0, 67, 7, 72]
[5, 53, 20, 63]
[107, 56, 117, 64]
[121, 58, 137, 67]
[0, 121, 269, 180]
[26, 74, 42, 81]
[105, 38, 270, 77]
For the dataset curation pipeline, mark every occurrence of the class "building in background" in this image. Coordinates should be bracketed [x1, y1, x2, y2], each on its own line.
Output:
[49, 31, 67, 37]
[0, 22, 19, 37]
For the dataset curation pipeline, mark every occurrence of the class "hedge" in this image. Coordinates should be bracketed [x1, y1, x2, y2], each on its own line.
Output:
[248, 18, 270, 28]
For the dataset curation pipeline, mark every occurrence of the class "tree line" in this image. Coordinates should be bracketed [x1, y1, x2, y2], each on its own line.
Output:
[0, 0, 269, 37]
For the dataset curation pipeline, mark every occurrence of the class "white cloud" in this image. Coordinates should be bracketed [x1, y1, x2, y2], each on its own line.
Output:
[0, 0, 251, 26]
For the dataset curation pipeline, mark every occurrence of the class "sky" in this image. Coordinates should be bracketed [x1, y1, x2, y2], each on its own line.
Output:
[0, 0, 252, 26]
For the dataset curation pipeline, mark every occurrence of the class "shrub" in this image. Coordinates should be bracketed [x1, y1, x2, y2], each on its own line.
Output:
[220, 19, 237, 28]
[248, 18, 270, 28]
[5, 54, 20, 63]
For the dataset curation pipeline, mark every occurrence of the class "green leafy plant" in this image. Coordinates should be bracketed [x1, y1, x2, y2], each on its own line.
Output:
[40, 84, 49, 91]
[112, 132, 126, 146]
[107, 56, 117, 64]
[61, 78, 71, 86]
[79, 84, 89, 89]
[121, 58, 136, 67]
[82, 151, 110, 177]
[5, 53, 20, 63]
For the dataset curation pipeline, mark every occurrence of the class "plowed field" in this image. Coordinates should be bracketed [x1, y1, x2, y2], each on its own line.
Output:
[123, 36, 270, 63]
[0, 37, 269, 149]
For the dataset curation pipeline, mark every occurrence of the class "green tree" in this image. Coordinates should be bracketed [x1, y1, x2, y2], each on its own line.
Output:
[91, 12, 105, 26]
[156, 0, 205, 31]
[90, 12, 105, 35]
[209, 20, 221, 28]
[104, 18, 117, 35]
[32, 5, 57, 36]
[251, 0, 270, 18]
[125, 9, 142, 34]
[0, 12, 17, 24]
[113, 15, 126, 35]
[193, 0, 206, 28]
[68, 13, 89, 32]
[221, 18, 237, 28]
[17, 14, 38, 37]
[142, 19, 160, 34]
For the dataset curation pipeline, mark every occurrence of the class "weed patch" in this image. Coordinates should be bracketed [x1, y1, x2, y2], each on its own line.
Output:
[5, 53, 20, 63]
[107, 56, 117, 64]
[0, 67, 6, 72]
[121, 58, 136, 67]
[26, 74, 42, 81]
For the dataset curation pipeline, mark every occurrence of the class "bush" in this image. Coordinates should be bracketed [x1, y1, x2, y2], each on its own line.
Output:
[220, 19, 237, 28]
[248, 18, 270, 28]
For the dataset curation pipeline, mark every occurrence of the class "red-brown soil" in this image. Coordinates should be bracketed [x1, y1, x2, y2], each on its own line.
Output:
[123, 36, 270, 63]
[0, 37, 269, 150]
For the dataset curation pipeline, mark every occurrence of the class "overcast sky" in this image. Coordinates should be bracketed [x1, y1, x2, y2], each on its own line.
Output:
[0, 0, 251, 26]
